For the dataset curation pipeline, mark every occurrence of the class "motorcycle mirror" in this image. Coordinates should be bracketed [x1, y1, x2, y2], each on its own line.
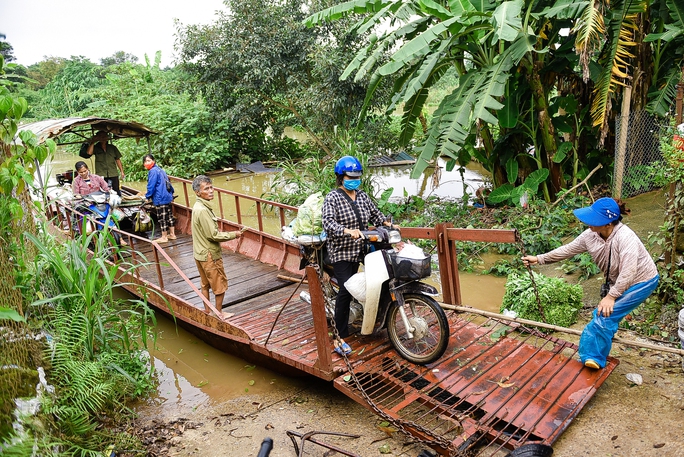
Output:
[388, 230, 401, 244]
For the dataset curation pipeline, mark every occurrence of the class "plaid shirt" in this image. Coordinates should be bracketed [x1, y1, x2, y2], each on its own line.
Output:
[322, 189, 387, 263]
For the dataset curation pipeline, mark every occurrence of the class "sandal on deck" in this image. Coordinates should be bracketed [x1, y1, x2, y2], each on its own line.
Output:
[584, 359, 600, 370]
[334, 342, 352, 356]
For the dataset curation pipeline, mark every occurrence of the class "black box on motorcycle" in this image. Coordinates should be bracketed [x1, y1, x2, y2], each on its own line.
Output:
[388, 251, 431, 280]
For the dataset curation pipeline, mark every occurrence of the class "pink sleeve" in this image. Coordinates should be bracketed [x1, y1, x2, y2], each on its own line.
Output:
[95, 175, 110, 191]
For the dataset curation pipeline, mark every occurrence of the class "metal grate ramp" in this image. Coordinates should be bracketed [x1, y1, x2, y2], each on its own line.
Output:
[334, 312, 618, 456]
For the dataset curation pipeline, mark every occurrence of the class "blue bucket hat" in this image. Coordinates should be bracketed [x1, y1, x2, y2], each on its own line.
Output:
[573, 197, 620, 227]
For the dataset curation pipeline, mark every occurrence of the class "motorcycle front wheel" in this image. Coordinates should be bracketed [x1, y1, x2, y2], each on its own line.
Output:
[387, 293, 449, 365]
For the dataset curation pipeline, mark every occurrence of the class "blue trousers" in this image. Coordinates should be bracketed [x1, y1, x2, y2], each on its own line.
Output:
[579, 275, 659, 368]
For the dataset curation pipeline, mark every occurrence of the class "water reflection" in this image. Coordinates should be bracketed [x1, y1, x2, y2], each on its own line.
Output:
[145, 315, 298, 415]
[372, 158, 488, 200]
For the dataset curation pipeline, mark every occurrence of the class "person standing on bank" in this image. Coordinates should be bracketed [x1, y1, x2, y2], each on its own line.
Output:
[191, 175, 245, 312]
[522, 197, 659, 370]
[86, 130, 125, 194]
[142, 154, 176, 243]
[322, 156, 396, 356]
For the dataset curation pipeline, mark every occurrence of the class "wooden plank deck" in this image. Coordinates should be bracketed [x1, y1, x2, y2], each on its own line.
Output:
[125, 232, 424, 377]
[129, 233, 294, 310]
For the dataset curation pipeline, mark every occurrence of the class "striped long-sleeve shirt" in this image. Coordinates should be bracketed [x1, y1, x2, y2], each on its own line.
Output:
[537, 222, 658, 299]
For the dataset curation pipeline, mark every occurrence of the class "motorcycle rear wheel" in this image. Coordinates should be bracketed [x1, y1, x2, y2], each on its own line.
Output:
[387, 293, 449, 364]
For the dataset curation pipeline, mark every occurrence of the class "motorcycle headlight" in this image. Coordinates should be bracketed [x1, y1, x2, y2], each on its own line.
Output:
[388, 230, 402, 244]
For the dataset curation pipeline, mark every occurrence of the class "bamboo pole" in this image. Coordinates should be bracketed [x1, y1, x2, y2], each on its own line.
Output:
[441, 303, 684, 356]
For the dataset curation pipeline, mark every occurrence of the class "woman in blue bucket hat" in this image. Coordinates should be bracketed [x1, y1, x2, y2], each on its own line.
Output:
[522, 197, 659, 369]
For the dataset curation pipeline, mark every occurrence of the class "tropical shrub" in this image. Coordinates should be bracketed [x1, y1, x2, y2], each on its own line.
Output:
[500, 271, 582, 330]
[24, 228, 155, 455]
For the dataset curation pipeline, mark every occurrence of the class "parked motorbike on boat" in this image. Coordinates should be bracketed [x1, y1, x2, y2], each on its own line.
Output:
[72, 191, 123, 243]
[298, 228, 450, 365]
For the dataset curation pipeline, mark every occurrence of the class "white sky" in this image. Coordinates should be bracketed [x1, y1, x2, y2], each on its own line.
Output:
[1, 0, 225, 67]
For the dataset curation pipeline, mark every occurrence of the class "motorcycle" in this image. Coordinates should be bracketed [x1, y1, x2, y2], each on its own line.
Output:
[298, 228, 450, 365]
[72, 191, 124, 244]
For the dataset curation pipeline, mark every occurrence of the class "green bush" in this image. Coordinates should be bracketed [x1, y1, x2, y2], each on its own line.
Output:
[500, 271, 581, 329]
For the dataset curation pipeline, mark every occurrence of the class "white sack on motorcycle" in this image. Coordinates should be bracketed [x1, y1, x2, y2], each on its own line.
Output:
[344, 272, 366, 304]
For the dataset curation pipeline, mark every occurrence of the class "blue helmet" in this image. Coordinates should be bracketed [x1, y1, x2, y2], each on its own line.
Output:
[334, 156, 363, 177]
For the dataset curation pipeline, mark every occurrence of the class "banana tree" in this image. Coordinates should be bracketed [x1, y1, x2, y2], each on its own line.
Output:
[644, 0, 684, 117]
[306, 0, 591, 197]
[307, 0, 684, 201]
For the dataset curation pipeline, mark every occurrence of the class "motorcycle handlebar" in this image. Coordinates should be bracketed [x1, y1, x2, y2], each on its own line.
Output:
[256, 437, 273, 457]
[343, 228, 401, 243]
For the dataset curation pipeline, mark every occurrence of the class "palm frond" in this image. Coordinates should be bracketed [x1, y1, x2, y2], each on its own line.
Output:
[540, 0, 589, 19]
[411, 44, 515, 178]
[646, 67, 682, 116]
[590, 0, 647, 138]
[573, 0, 604, 82]
[397, 42, 451, 144]
[378, 17, 460, 76]
[305, 0, 392, 26]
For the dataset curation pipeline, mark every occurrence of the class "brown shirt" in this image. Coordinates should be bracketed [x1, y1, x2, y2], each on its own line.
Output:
[537, 222, 658, 298]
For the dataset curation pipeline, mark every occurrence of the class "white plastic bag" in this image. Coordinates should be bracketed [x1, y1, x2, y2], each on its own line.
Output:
[396, 243, 427, 260]
[344, 272, 366, 304]
[281, 224, 296, 242]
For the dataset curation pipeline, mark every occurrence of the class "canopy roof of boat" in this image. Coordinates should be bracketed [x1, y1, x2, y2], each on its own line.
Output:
[18, 117, 158, 145]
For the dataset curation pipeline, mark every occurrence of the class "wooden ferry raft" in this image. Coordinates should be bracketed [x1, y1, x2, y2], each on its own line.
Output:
[48, 179, 617, 455]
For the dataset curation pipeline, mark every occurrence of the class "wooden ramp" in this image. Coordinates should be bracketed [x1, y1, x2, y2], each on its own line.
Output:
[333, 314, 617, 455]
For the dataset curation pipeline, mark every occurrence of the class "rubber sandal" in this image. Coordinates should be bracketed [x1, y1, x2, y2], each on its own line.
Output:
[168, 234, 177, 240]
[333, 342, 352, 356]
[584, 359, 600, 369]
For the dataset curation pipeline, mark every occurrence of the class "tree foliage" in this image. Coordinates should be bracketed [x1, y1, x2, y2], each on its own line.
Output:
[100, 50, 139, 67]
[0, 39, 15, 62]
[176, 0, 395, 158]
[307, 0, 684, 200]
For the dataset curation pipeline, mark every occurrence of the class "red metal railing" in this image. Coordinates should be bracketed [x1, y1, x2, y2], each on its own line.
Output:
[44, 198, 224, 320]
[170, 177, 298, 234]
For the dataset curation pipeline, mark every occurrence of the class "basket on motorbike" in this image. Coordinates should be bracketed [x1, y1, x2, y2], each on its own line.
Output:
[387, 250, 431, 280]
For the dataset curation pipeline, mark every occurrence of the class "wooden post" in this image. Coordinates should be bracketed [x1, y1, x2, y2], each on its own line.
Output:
[435, 222, 460, 305]
[306, 265, 333, 374]
[613, 85, 632, 199]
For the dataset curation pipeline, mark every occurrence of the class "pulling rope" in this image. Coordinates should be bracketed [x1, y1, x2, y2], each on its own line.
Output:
[516, 233, 547, 322]
[264, 275, 306, 346]
[442, 304, 684, 356]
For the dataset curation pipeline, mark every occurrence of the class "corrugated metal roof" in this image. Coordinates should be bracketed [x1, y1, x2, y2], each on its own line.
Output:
[18, 117, 158, 144]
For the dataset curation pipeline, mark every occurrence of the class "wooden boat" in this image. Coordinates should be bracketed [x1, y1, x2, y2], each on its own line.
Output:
[24, 118, 619, 456]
